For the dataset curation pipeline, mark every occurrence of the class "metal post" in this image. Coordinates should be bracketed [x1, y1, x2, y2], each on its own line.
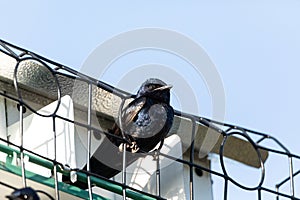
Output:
[223, 179, 228, 200]
[155, 150, 161, 197]
[275, 186, 279, 200]
[189, 159, 194, 200]
[19, 104, 27, 187]
[53, 117, 60, 200]
[288, 156, 295, 197]
[189, 118, 196, 200]
[122, 143, 127, 200]
[0, 95, 7, 143]
[87, 83, 93, 200]
[118, 98, 127, 200]
[257, 188, 262, 200]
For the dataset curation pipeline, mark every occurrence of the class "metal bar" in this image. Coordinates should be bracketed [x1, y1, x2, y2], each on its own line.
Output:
[224, 179, 228, 200]
[288, 156, 295, 197]
[0, 40, 19, 59]
[258, 188, 262, 200]
[189, 158, 194, 200]
[117, 98, 128, 200]
[189, 117, 196, 200]
[87, 83, 93, 200]
[122, 143, 127, 200]
[275, 186, 279, 200]
[19, 104, 27, 187]
[155, 150, 161, 197]
[0, 95, 7, 143]
[52, 117, 60, 200]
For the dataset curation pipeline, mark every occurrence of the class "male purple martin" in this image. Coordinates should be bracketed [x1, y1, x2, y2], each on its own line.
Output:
[107, 78, 174, 153]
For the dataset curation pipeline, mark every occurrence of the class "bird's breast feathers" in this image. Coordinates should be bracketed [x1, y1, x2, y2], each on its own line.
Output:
[121, 98, 172, 139]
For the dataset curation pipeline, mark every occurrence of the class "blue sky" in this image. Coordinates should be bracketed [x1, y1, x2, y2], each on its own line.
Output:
[1, 1, 300, 199]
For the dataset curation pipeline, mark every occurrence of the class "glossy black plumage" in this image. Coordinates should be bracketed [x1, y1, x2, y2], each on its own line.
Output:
[107, 78, 174, 153]
[6, 187, 40, 200]
[64, 78, 174, 188]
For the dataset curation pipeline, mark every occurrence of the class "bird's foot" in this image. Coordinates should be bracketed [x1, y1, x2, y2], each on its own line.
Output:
[118, 142, 139, 153]
[130, 142, 139, 153]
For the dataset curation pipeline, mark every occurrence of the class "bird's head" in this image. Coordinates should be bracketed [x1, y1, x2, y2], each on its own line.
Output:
[6, 187, 40, 200]
[136, 78, 172, 103]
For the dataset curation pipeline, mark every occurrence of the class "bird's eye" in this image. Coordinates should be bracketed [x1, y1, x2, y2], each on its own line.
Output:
[146, 84, 154, 90]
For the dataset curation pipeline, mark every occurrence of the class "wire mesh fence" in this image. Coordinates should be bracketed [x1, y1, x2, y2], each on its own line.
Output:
[0, 39, 299, 200]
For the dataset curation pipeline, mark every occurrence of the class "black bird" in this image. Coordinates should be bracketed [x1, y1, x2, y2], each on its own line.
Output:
[64, 78, 174, 188]
[107, 78, 174, 153]
[6, 187, 40, 200]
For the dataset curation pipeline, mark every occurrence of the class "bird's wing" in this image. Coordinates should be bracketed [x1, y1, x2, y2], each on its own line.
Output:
[106, 97, 146, 145]
[126, 103, 174, 152]
[130, 103, 169, 138]
[122, 97, 146, 126]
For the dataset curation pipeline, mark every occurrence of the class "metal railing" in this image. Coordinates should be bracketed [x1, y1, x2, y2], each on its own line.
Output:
[0, 39, 299, 200]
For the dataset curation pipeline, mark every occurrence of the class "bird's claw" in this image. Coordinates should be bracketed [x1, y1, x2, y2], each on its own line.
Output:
[130, 142, 139, 153]
[118, 142, 139, 153]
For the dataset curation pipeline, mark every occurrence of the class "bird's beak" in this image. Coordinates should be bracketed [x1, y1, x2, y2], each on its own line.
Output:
[153, 84, 173, 91]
